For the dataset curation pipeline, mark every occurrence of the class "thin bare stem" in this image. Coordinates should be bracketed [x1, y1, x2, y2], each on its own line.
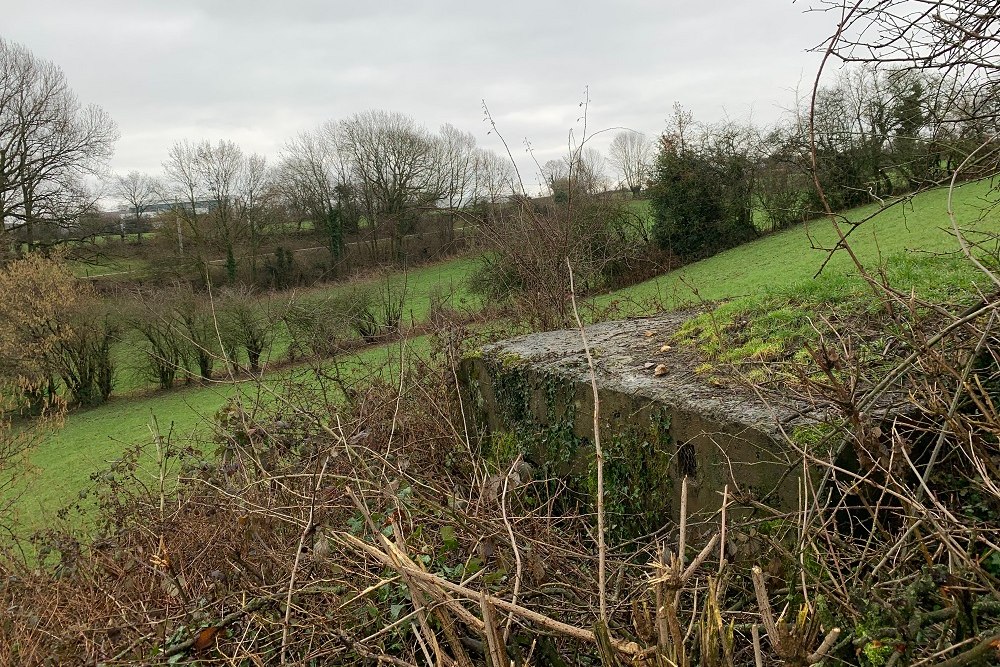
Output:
[566, 256, 607, 624]
[280, 455, 330, 665]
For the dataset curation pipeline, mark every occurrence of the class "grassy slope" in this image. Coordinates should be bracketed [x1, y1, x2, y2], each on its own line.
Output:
[110, 254, 480, 394]
[17, 381, 236, 522]
[601, 180, 999, 314]
[283, 254, 481, 336]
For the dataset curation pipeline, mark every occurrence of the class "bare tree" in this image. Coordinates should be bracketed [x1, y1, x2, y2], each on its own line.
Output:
[818, 0, 1000, 77]
[541, 158, 569, 197]
[276, 126, 346, 262]
[113, 170, 160, 243]
[576, 147, 608, 194]
[163, 140, 201, 217]
[471, 148, 515, 206]
[194, 140, 243, 281]
[163, 140, 272, 282]
[813, 0, 1000, 181]
[195, 140, 271, 283]
[0, 38, 118, 251]
[234, 152, 271, 283]
[162, 140, 203, 256]
[543, 147, 606, 201]
[335, 110, 439, 259]
[607, 130, 653, 195]
[433, 123, 477, 209]
[432, 123, 478, 242]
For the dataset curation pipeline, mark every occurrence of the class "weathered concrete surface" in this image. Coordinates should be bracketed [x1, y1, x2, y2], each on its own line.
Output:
[460, 311, 817, 536]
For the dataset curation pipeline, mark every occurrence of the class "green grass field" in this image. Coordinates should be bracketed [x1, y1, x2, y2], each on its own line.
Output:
[9, 336, 430, 531]
[68, 255, 153, 278]
[601, 179, 999, 315]
[294, 253, 482, 325]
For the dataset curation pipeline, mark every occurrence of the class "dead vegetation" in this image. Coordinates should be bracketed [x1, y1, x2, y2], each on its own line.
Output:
[2, 254, 999, 666]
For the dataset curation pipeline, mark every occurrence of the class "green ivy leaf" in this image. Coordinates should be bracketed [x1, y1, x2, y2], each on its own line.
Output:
[440, 525, 458, 551]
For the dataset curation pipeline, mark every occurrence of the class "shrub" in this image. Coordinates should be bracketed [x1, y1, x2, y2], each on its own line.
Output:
[129, 292, 187, 390]
[218, 287, 282, 373]
[756, 167, 812, 231]
[349, 279, 406, 342]
[472, 193, 653, 328]
[172, 284, 222, 381]
[265, 246, 298, 289]
[0, 253, 120, 408]
[650, 141, 757, 261]
[58, 306, 120, 406]
[283, 292, 361, 359]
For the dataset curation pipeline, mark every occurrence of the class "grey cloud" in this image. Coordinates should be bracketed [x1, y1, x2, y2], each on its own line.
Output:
[4, 0, 833, 187]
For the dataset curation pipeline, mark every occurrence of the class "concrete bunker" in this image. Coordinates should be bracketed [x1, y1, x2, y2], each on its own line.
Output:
[459, 312, 819, 539]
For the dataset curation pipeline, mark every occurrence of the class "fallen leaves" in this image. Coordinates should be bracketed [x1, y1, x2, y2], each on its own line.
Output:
[191, 626, 222, 651]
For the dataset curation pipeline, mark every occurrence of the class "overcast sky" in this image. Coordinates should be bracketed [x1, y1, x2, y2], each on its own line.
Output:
[5, 0, 836, 196]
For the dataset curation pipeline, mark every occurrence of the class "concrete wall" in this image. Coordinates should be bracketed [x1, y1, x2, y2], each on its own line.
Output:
[459, 315, 814, 539]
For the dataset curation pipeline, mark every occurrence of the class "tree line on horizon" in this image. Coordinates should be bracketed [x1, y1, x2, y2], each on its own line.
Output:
[0, 35, 652, 281]
[5, 31, 995, 282]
